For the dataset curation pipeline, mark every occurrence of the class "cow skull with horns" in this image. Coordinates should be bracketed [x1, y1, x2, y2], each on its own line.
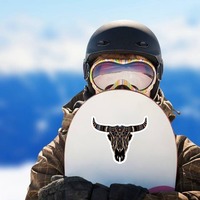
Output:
[92, 117, 148, 162]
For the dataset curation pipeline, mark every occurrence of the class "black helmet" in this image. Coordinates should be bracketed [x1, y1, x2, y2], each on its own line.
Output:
[83, 20, 163, 99]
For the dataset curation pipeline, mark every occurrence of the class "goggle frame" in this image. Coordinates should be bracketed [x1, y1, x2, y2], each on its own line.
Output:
[89, 58, 157, 96]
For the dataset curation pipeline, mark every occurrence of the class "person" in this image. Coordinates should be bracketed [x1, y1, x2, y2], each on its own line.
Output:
[25, 20, 200, 200]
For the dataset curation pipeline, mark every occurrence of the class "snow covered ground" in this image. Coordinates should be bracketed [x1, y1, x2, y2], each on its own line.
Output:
[0, 163, 33, 200]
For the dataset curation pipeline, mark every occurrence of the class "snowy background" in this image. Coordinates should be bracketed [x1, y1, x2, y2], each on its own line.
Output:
[0, 1, 200, 199]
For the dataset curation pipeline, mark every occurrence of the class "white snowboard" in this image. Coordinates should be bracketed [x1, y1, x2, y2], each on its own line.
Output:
[64, 90, 177, 192]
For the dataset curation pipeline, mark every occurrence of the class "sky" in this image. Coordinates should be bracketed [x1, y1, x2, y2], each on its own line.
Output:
[0, 1, 200, 199]
[0, 0, 200, 74]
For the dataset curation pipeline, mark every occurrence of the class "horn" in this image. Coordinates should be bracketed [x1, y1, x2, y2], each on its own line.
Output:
[130, 117, 147, 132]
[92, 117, 110, 132]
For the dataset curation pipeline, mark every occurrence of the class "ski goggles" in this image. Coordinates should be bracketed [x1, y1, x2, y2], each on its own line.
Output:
[89, 58, 156, 95]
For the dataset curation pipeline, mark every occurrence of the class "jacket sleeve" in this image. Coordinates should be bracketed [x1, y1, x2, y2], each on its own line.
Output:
[25, 131, 67, 200]
[25, 106, 76, 200]
[143, 135, 200, 200]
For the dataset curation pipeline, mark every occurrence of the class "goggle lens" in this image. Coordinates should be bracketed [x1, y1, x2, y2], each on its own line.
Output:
[90, 59, 155, 92]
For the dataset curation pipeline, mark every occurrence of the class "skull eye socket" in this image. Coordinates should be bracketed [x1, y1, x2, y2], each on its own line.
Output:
[122, 128, 128, 135]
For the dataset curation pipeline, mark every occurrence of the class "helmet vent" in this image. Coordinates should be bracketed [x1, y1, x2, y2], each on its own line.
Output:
[97, 40, 110, 46]
[136, 41, 149, 48]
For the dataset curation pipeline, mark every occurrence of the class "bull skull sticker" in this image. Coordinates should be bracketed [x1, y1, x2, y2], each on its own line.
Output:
[92, 117, 148, 163]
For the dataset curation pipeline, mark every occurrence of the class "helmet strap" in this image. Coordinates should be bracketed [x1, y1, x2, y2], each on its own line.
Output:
[84, 84, 95, 100]
[151, 79, 160, 99]
[83, 61, 90, 80]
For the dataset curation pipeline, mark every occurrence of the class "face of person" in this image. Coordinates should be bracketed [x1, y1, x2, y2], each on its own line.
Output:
[89, 54, 157, 97]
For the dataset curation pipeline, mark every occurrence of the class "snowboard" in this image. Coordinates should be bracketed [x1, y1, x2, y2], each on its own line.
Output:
[64, 90, 177, 192]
